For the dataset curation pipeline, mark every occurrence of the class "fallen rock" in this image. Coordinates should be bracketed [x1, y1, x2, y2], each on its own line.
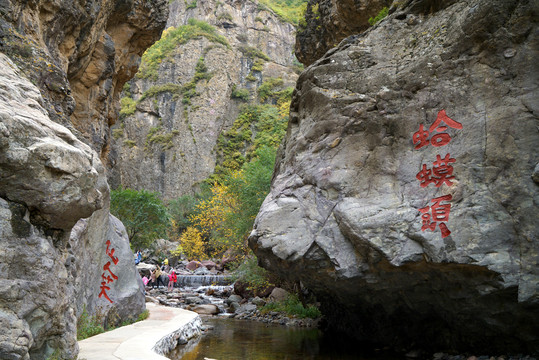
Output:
[269, 288, 288, 303]
[186, 261, 203, 271]
[191, 304, 219, 315]
[252, 297, 266, 306]
[201, 260, 217, 270]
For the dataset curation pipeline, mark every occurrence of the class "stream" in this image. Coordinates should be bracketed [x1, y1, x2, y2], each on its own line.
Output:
[168, 316, 400, 360]
[165, 283, 399, 360]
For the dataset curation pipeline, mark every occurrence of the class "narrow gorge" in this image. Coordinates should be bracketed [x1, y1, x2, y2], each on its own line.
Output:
[108, 0, 299, 200]
[0, 0, 537, 358]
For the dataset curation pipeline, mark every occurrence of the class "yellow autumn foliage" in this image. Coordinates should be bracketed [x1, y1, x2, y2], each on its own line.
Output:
[188, 178, 245, 257]
[175, 226, 205, 260]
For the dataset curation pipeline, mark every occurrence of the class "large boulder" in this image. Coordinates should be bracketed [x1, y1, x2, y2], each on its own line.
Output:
[70, 214, 146, 328]
[0, 0, 168, 357]
[0, 54, 105, 231]
[0, 54, 102, 360]
[250, 0, 538, 354]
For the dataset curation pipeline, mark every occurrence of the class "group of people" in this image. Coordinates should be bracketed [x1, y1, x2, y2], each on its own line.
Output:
[141, 258, 178, 292]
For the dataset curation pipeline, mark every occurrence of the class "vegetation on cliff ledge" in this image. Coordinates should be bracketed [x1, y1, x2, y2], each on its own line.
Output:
[137, 18, 229, 80]
[258, 0, 308, 26]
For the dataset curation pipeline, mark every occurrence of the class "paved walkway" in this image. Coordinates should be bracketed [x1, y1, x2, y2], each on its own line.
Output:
[78, 303, 200, 360]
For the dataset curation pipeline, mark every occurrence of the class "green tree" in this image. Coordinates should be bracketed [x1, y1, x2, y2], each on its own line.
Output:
[167, 194, 197, 235]
[224, 146, 276, 242]
[110, 189, 170, 249]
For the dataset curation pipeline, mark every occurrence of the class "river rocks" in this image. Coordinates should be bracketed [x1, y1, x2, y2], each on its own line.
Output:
[201, 260, 217, 270]
[269, 288, 288, 303]
[251, 297, 266, 306]
[234, 279, 274, 299]
[227, 294, 242, 304]
[185, 296, 205, 305]
[250, 0, 538, 354]
[194, 266, 212, 276]
[186, 261, 203, 271]
[191, 304, 219, 315]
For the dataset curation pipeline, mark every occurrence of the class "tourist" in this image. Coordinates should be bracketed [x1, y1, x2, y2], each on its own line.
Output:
[150, 268, 157, 288]
[168, 270, 177, 291]
[161, 258, 170, 272]
[135, 250, 142, 265]
[155, 266, 165, 288]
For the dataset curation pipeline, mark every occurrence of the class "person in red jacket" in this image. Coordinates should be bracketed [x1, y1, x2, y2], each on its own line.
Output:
[168, 270, 177, 292]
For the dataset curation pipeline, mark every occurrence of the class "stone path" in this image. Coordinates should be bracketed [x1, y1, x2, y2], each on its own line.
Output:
[78, 303, 201, 360]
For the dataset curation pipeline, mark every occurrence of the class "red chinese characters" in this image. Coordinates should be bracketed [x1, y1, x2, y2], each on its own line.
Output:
[413, 110, 462, 238]
[416, 154, 456, 188]
[99, 240, 119, 303]
[419, 194, 453, 238]
[413, 110, 463, 149]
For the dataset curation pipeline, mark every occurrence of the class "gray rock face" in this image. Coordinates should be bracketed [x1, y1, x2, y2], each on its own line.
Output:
[70, 213, 146, 327]
[109, 0, 298, 199]
[0, 0, 168, 159]
[250, 0, 538, 353]
[0, 54, 105, 230]
[0, 0, 167, 358]
[0, 53, 97, 359]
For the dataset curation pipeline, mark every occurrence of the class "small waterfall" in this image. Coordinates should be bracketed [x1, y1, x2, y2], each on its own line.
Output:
[177, 275, 232, 287]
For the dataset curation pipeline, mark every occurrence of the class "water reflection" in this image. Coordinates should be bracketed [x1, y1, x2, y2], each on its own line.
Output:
[168, 317, 398, 360]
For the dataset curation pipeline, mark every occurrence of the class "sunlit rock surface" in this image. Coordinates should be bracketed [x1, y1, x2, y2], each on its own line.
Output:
[0, 0, 167, 357]
[108, 0, 298, 199]
[250, 0, 538, 353]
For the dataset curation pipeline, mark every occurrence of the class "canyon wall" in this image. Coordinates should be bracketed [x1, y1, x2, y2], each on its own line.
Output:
[109, 0, 298, 199]
[0, 0, 167, 358]
[250, 0, 538, 353]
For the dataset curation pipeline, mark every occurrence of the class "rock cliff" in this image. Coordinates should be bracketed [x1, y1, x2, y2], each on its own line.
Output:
[0, 0, 167, 358]
[109, 0, 298, 199]
[295, 0, 392, 66]
[250, 0, 538, 353]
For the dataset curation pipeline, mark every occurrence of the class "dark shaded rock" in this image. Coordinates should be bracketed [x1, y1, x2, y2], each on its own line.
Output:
[234, 280, 274, 299]
[251, 0, 538, 354]
[295, 0, 392, 66]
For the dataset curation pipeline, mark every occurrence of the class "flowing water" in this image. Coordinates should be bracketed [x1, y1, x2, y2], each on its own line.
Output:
[176, 275, 231, 287]
[168, 316, 399, 360]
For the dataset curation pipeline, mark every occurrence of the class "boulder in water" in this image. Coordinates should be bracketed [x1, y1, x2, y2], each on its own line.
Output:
[191, 304, 219, 315]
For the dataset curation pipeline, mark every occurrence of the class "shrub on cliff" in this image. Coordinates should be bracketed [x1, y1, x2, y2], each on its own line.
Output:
[110, 188, 171, 249]
[137, 19, 228, 80]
